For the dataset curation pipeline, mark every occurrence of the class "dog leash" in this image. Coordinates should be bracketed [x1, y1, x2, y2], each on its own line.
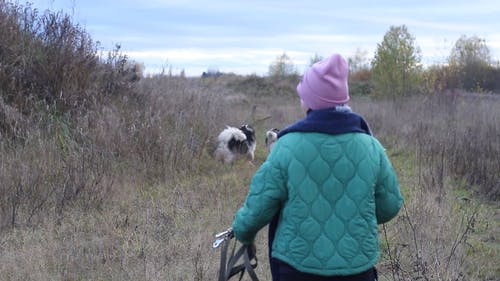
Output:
[213, 228, 259, 281]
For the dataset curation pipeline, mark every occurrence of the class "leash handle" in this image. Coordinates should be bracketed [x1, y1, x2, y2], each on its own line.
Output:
[213, 228, 234, 248]
[214, 228, 259, 281]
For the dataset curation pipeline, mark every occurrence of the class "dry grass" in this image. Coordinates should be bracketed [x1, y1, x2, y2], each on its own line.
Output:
[0, 2, 498, 280]
[0, 163, 262, 281]
[354, 93, 499, 280]
[357, 93, 500, 199]
[3, 83, 498, 280]
[374, 148, 498, 281]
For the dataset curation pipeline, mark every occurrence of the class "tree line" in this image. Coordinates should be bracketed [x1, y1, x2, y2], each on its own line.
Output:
[268, 25, 500, 97]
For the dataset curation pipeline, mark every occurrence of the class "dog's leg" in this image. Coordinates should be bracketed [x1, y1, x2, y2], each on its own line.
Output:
[225, 153, 235, 165]
[246, 151, 255, 166]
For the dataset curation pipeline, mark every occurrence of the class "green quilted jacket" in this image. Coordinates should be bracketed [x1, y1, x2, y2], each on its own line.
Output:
[232, 132, 403, 276]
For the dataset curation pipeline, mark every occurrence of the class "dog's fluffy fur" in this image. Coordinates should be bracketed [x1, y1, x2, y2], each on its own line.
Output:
[265, 128, 280, 152]
[215, 124, 256, 164]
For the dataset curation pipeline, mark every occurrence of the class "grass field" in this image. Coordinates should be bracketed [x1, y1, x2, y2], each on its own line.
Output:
[1, 75, 498, 280]
[1, 2, 498, 279]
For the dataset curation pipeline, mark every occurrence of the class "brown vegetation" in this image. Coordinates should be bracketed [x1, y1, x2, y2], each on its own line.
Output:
[0, 2, 498, 280]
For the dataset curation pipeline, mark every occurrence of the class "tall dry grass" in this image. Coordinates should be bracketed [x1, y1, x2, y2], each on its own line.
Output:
[354, 93, 499, 281]
[2, 75, 498, 280]
[357, 92, 500, 200]
[1, 2, 498, 280]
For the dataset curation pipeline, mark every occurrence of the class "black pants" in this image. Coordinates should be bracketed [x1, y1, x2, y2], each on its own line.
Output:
[272, 258, 378, 281]
[268, 214, 280, 281]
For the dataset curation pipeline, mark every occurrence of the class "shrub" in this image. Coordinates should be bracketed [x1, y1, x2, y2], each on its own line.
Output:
[0, 1, 141, 229]
[0, 1, 140, 119]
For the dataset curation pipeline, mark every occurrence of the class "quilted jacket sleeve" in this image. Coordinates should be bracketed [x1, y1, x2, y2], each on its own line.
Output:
[232, 150, 287, 245]
[374, 145, 403, 224]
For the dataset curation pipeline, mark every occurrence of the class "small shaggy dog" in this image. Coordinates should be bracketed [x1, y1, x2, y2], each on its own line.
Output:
[214, 124, 256, 164]
[265, 128, 280, 152]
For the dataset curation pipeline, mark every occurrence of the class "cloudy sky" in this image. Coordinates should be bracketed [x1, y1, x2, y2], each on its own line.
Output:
[30, 0, 500, 76]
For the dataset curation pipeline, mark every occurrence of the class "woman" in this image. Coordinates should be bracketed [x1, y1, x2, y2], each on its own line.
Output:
[232, 53, 403, 281]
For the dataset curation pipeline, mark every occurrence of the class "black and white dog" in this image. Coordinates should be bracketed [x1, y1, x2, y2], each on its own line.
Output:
[265, 128, 280, 152]
[215, 124, 256, 164]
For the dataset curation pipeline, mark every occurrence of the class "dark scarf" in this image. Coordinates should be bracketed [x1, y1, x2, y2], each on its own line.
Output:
[278, 107, 372, 138]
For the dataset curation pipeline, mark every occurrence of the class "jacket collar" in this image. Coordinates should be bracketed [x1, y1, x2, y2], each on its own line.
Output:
[278, 107, 372, 138]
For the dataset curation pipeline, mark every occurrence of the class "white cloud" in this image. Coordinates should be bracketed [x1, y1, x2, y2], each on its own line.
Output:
[125, 47, 319, 76]
[57, 0, 500, 75]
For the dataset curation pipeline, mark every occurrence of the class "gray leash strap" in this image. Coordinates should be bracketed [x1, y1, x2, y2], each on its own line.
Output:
[214, 228, 259, 281]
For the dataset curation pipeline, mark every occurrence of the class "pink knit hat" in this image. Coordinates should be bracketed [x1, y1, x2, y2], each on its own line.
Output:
[297, 54, 350, 110]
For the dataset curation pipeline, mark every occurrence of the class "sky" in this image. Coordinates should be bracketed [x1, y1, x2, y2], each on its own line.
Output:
[29, 0, 500, 76]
